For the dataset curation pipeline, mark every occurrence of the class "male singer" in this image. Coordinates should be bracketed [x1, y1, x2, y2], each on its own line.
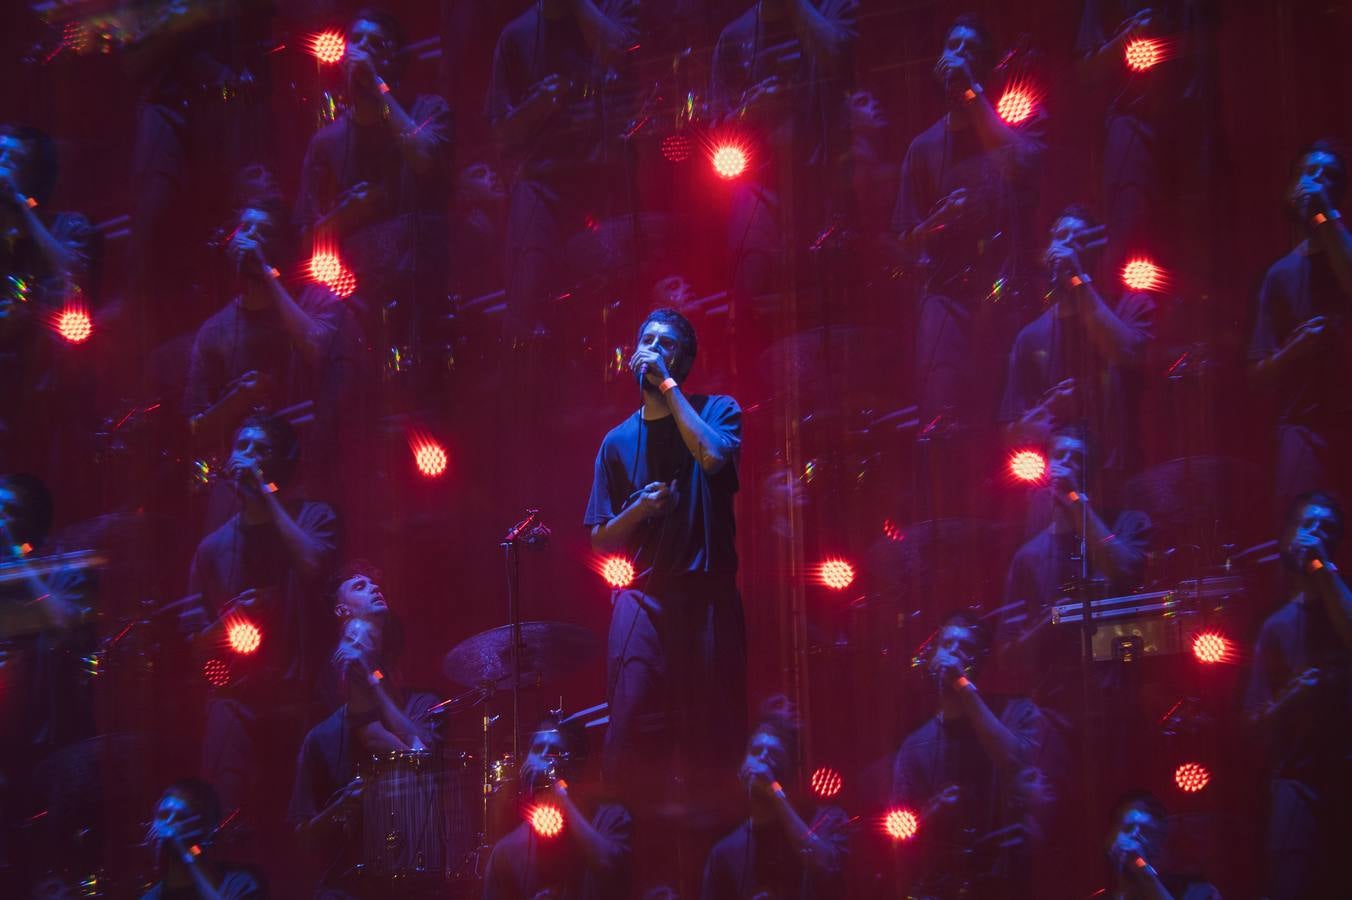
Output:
[584, 308, 745, 806]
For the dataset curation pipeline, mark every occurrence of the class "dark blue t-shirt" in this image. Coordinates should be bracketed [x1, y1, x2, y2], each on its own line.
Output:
[583, 395, 741, 580]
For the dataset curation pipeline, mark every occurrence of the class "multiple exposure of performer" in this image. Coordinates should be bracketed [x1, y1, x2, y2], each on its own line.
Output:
[1000, 206, 1155, 486]
[141, 778, 270, 900]
[710, 0, 858, 327]
[185, 166, 362, 511]
[585, 308, 746, 802]
[701, 696, 848, 900]
[890, 15, 1047, 436]
[1244, 492, 1352, 899]
[180, 415, 338, 854]
[290, 582, 437, 899]
[1094, 790, 1221, 900]
[295, 8, 452, 353]
[882, 611, 1059, 900]
[998, 425, 1150, 705]
[482, 714, 633, 899]
[1248, 140, 1352, 515]
[485, 0, 638, 342]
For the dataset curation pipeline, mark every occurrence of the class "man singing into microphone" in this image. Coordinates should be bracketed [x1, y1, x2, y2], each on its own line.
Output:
[1244, 491, 1352, 900]
[1097, 790, 1221, 900]
[584, 308, 746, 808]
[140, 778, 269, 899]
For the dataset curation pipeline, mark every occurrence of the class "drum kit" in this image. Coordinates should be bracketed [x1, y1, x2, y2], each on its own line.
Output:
[347, 619, 600, 888]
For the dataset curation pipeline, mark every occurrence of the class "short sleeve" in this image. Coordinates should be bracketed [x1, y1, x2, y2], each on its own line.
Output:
[295, 128, 336, 234]
[1114, 290, 1158, 344]
[287, 729, 326, 825]
[999, 697, 1051, 766]
[1243, 618, 1282, 721]
[891, 139, 927, 237]
[997, 327, 1039, 425]
[1248, 267, 1283, 362]
[699, 831, 740, 900]
[703, 395, 743, 456]
[182, 318, 222, 418]
[49, 211, 95, 279]
[583, 443, 618, 527]
[296, 502, 340, 578]
[182, 543, 215, 634]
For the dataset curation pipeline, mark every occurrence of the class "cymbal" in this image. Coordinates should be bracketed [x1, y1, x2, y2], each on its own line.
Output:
[442, 620, 599, 689]
[1123, 456, 1262, 536]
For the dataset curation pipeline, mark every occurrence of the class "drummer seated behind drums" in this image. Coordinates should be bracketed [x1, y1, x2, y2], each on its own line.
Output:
[288, 572, 440, 898]
[482, 715, 633, 900]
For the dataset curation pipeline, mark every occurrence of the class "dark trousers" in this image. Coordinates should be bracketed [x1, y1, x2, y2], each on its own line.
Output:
[1266, 774, 1349, 900]
[604, 576, 747, 802]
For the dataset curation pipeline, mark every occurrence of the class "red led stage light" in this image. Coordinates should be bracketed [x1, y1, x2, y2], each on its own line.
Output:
[309, 249, 357, 298]
[810, 767, 843, 799]
[997, 87, 1035, 125]
[202, 659, 231, 687]
[411, 439, 448, 478]
[1191, 631, 1229, 664]
[528, 803, 565, 837]
[711, 144, 748, 180]
[227, 619, 262, 655]
[56, 307, 93, 343]
[1009, 450, 1048, 483]
[1174, 761, 1210, 793]
[1125, 38, 1163, 72]
[884, 807, 920, 841]
[600, 556, 636, 589]
[1121, 258, 1164, 292]
[817, 558, 856, 591]
[661, 133, 693, 163]
[308, 31, 346, 65]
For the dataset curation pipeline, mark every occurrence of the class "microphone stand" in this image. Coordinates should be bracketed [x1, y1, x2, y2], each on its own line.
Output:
[500, 509, 551, 769]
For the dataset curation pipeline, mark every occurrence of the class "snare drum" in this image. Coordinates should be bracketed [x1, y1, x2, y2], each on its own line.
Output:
[360, 750, 448, 880]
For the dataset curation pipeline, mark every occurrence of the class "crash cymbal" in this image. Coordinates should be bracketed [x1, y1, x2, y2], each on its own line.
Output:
[442, 620, 599, 689]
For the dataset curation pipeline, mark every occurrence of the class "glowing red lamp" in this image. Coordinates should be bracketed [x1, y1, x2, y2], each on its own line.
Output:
[661, 133, 692, 163]
[226, 619, 262, 656]
[1191, 631, 1229, 664]
[1121, 257, 1164, 292]
[528, 803, 565, 838]
[600, 555, 636, 589]
[202, 659, 231, 687]
[1125, 38, 1163, 72]
[884, 807, 920, 841]
[817, 558, 856, 591]
[996, 88, 1035, 125]
[711, 144, 748, 180]
[1009, 450, 1048, 484]
[309, 250, 357, 298]
[411, 439, 448, 478]
[56, 307, 93, 343]
[308, 30, 346, 65]
[882, 518, 905, 543]
[810, 767, 843, 800]
[1174, 761, 1210, 793]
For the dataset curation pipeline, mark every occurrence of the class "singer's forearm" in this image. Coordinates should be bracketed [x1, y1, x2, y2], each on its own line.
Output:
[956, 684, 1030, 770]
[559, 791, 626, 872]
[666, 387, 734, 473]
[262, 495, 327, 579]
[1312, 568, 1352, 651]
[1312, 217, 1352, 298]
[590, 503, 647, 553]
[771, 792, 842, 874]
[263, 273, 332, 367]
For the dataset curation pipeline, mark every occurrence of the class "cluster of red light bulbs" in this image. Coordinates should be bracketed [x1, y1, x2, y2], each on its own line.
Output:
[810, 767, 843, 800]
[884, 807, 920, 841]
[410, 438, 448, 478]
[1174, 761, 1211, 793]
[309, 250, 357, 298]
[1191, 631, 1230, 664]
[600, 555, 636, 589]
[308, 30, 347, 65]
[55, 307, 93, 344]
[528, 803, 565, 838]
[816, 558, 856, 591]
[1125, 37, 1163, 72]
[202, 658, 231, 687]
[226, 618, 262, 655]
[1008, 449, 1048, 484]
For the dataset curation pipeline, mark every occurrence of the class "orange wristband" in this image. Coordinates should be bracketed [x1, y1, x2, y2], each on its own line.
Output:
[659, 377, 678, 394]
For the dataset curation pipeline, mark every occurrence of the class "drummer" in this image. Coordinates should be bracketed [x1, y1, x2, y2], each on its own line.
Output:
[288, 613, 440, 898]
[482, 714, 633, 899]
